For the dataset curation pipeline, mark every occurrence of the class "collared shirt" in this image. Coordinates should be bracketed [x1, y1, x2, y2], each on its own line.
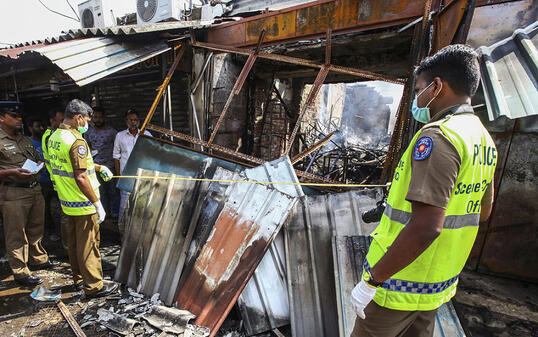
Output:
[84, 125, 117, 169]
[58, 123, 89, 170]
[406, 104, 493, 208]
[113, 129, 151, 174]
[0, 127, 40, 183]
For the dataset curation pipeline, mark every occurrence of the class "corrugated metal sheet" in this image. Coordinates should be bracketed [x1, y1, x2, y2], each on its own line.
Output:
[46, 20, 213, 43]
[284, 189, 379, 337]
[26, 37, 170, 86]
[332, 235, 466, 337]
[115, 166, 227, 305]
[229, 0, 317, 15]
[237, 156, 304, 336]
[175, 158, 300, 337]
[478, 21, 538, 120]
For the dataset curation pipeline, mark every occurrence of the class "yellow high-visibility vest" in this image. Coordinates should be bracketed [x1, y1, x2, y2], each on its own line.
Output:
[365, 111, 497, 311]
[48, 127, 100, 216]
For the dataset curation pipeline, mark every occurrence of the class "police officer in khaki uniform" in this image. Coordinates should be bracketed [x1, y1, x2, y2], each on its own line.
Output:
[350, 45, 496, 337]
[48, 99, 117, 298]
[0, 101, 59, 286]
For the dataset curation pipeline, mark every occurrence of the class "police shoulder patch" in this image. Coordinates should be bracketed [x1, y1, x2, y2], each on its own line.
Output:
[77, 145, 87, 158]
[413, 136, 434, 161]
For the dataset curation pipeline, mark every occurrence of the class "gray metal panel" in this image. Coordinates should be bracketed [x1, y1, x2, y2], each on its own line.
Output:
[30, 37, 170, 86]
[229, 0, 317, 15]
[237, 156, 304, 336]
[478, 21, 538, 120]
[115, 166, 235, 305]
[284, 189, 379, 337]
[332, 235, 466, 337]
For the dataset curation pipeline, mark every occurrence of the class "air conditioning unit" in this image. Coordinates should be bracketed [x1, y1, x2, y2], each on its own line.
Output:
[78, 0, 135, 28]
[136, 0, 191, 24]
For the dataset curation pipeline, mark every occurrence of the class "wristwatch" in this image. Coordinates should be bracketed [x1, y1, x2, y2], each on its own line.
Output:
[364, 270, 383, 288]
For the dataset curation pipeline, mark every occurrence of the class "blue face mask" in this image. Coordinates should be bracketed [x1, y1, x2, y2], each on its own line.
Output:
[411, 81, 442, 124]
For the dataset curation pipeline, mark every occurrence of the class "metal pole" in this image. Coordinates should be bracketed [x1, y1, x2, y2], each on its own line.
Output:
[140, 44, 186, 133]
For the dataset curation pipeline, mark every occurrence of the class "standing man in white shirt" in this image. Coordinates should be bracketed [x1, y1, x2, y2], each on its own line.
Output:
[113, 109, 151, 222]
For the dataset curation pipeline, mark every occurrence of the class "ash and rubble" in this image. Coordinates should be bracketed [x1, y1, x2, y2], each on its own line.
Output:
[85, 288, 209, 336]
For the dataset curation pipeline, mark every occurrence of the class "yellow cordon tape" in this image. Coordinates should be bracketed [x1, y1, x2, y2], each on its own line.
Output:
[112, 175, 390, 188]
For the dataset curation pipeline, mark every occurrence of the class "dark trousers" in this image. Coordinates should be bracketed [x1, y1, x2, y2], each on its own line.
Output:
[40, 182, 55, 234]
[351, 301, 438, 337]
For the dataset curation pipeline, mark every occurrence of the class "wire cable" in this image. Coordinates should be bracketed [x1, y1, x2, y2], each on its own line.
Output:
[38, 0, 79, 22]
[66, 0, 80, 21]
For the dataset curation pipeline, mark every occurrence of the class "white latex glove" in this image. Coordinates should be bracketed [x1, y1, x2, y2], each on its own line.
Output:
[94, 200, 106, 224]
[351, 279, 378, 319]
[99, 165, 113, 182]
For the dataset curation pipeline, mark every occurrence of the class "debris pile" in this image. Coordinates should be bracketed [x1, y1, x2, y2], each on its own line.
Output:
[76, 288, 209, 336]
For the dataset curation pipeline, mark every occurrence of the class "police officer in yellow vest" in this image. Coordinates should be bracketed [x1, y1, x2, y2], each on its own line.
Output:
[350, 45, 497, 337]
[48, 99, 118, 298]
[42, 107, 69, 252]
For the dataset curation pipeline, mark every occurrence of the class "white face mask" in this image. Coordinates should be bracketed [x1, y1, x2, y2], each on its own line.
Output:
[411, 81, 442, 123]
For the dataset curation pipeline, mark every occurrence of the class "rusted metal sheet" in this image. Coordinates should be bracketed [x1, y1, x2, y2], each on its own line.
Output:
[432, 0, 469, 51]
[175, 158, 300, 337]
[208, 0, 425, 47]
[284, 189, 379, 337]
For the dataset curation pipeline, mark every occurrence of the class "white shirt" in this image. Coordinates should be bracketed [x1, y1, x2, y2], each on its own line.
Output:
[113, 129, 151, 173]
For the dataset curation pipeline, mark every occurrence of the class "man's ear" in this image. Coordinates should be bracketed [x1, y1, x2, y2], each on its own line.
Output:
[433, 77, 444, 96]
[0, 114, 5, 123]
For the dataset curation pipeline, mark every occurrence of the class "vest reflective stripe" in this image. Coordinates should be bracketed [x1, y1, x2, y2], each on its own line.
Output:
[384, 204, 480, 229]
[60, 199, 93, 208]
[366, 112, 497, 311]
[48, 128, 100, 216]
[52, 168, 96, 178]
[363, 260, 459, 294]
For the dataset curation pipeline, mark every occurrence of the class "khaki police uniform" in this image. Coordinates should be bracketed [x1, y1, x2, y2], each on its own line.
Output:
[0, 128, 49, 279]
[49, 124, 103, 294]
[352, 104, 495, 337]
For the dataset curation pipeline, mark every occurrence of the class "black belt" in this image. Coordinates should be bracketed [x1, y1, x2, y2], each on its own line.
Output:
[0, 180, 39, 188]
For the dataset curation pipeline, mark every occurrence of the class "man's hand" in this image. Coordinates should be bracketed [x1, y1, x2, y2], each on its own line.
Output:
[13, 168, 34, 182]
[98, 165, 113, 182]
[94, 200, 106, 224]
[350, 279, 377, 319]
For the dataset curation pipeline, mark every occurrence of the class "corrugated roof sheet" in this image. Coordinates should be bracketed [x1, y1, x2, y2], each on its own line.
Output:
[478, 21, 538, 120]
[27, 37, 170, 86]
[47, 20, 213, 43]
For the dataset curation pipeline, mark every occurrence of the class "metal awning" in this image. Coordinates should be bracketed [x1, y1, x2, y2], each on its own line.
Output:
[23, 37, 170, 86]
[478, 21, 538, 120]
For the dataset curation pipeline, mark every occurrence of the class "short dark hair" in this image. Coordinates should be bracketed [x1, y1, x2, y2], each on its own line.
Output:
[92, 106, 106, 115]
[65, 99, 93, 119]
[126, 108, 138, 118]
[414, 44, 480, 97]
[26, 116, 45, 127]
[47, 108, 63, 120]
